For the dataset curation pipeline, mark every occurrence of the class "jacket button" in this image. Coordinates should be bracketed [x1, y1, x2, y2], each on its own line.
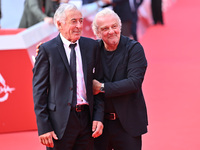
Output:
[67, 103, 71, 106]
[70, 87, 73, 90]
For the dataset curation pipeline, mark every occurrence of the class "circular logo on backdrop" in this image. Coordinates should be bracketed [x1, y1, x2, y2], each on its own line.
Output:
[0, 74, 15, 102]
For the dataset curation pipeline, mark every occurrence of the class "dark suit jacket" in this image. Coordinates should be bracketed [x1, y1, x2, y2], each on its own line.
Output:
[112, 0, 132, 22]
[112, 0, 143, 22]
[99, 35, 148, 137]
[32, 34, 104, 139]
[82, 0, 97, 5]
[0, 0, 1, 19]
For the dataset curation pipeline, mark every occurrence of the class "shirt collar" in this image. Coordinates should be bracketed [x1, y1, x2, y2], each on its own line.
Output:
[60, 33, 78, 48]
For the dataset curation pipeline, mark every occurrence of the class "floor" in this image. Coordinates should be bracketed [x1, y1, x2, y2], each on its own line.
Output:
[1, 0, 200, 149]
[141, 0, 200, 149]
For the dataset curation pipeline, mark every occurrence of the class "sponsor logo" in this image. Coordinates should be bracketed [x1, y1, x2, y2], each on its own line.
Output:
[0, 74, 15, 102]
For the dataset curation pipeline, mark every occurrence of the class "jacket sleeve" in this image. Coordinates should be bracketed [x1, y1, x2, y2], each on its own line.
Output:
[92, 43, 104, 122]
[32, 44, 53, 136]
[104, 42, 147, 98]
[93, 94, 104, 122]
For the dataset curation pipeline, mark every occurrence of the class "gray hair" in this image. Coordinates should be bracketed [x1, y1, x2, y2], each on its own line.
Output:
[54, 3, 79, 29]
[92, 8, 122, 37]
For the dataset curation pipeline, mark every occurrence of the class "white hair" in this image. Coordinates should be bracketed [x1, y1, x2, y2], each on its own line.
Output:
[54, 3, 79, 29]
[92, 8, 122, 37]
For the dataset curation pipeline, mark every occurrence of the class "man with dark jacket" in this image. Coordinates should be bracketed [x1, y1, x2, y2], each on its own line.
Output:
[92, 8, 148, 150]
[33, 4, 104, 150]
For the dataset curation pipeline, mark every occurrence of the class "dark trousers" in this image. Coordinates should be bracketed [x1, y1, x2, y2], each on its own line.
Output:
[131, 12, 139, 41]
[47, 108, 93, 150]
[121, 21, 132, 38]
[151, 0, 164, 24]
[121, 12, 139, 41]
[94, 118, 142, 150]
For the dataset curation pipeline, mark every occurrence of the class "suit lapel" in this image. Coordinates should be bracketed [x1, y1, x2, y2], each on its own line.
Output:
[56, 35, 71, 75]
[56, 36, 88, 88]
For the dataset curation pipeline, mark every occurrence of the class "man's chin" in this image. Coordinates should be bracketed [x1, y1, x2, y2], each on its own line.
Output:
[109, 39, 119, 45]
[72, 35, 81, 42]
[75, 34, 81, 39]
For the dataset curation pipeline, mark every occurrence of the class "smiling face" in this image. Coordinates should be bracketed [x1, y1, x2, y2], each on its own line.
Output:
[96, 14, 121, 51]
[58, 9, 83, 43]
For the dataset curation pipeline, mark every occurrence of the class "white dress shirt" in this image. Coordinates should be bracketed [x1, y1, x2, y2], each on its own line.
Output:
[60, 34, 88, 105]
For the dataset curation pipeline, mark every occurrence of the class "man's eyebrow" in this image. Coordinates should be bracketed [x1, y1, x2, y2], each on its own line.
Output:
[71, 18, 83, 20]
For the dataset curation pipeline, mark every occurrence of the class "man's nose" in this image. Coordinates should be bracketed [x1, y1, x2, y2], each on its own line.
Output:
[108, 27, 115, 33]
[76, 21, 83, 28]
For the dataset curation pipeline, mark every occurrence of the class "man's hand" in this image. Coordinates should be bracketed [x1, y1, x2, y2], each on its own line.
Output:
[92, 121, 104, 138]
[101, 0, 112, 4]
[39, 131, 58, 148]
[60, 0, 69, 3]
[44, 17, 54, 25]
[36, 42, 43, 56]
[93, 79, 102, 95]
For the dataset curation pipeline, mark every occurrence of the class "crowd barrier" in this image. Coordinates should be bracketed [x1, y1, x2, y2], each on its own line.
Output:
[0, 22, 58, 133]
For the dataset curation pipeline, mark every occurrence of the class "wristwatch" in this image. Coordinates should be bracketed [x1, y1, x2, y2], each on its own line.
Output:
[100, 83, 105, 93]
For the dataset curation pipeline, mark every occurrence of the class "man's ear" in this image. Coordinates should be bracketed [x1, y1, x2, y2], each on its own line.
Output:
[57, 21, 62, 30]
[97, 32, 102, 39]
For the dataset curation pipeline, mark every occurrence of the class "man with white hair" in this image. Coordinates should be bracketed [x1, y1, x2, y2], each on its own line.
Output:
[92, 8, 148, 150]
[33, 3, 104, 150]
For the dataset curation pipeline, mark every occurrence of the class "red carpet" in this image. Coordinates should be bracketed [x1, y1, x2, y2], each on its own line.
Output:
[141, 0, 200, 149]
[0, 131, 43, 150]
[1, 0, 200, 149]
